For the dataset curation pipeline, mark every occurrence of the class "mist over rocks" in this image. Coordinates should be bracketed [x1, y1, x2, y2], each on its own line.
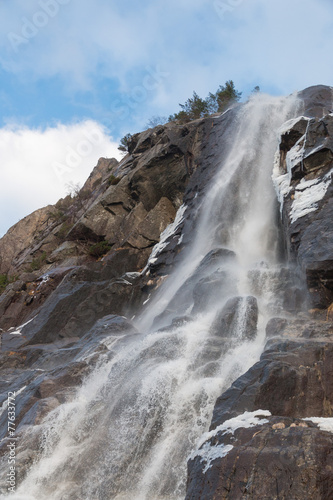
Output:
[0, 85, 332, 498]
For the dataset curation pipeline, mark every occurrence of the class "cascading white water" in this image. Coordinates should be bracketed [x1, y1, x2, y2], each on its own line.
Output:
[4, 93, 301, 500]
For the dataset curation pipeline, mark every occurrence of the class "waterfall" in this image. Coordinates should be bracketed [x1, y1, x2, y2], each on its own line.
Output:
[4, 93, 300, 500]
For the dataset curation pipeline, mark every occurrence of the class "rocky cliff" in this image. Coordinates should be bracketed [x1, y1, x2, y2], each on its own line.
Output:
[0, 114, 232, 341]
[0, 86, 332, 499]
[186, 86, 333, 500]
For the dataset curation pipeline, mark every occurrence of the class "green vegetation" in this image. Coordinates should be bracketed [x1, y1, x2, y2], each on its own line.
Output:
[29, 252, 47, 271]
[88, 240, 111, 258]
[0, 274, 9, 293]
[108, 174, 121, 186]
[208, 80, 242, 113]
[119, 80, 258, 150]
[169, 91, 209, 123]
[118, 133, 133, 153]
[169, 80, 242, 123]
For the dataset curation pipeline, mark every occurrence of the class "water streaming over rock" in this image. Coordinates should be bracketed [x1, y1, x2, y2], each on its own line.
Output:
[4, 94, 301, 500]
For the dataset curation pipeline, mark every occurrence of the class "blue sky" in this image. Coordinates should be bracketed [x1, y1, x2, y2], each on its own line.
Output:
[0, 0, 333, 236]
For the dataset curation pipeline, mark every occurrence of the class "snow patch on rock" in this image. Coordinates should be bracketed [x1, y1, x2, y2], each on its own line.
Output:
[189, 410, 271, 473]
[303, 417, 333, 433]
[145, 204, 187, 271]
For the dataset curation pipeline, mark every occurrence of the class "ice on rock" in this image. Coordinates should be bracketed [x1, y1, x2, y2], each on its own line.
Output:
[290, 169, 332, 223]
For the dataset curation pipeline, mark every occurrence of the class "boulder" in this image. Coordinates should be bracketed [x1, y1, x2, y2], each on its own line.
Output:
[22, 276, 139, 344]
[151, 248, 237, 328]
[212, 296, 258, 341]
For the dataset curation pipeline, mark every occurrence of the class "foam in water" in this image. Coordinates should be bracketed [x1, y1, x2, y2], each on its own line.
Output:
[2, 93, 301, 500]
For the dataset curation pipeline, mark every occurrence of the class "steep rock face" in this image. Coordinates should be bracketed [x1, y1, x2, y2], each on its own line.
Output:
[81, 157, 118, 193]
[273, 86, 333, 308]
[0, 206, 55, 275]
[0, 111, 239, 491]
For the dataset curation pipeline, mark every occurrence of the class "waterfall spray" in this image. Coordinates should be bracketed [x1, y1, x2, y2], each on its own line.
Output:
[4, 93, 301, 500]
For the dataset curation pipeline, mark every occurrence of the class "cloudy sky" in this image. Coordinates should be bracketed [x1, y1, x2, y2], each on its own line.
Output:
[0, 0, 332, 236]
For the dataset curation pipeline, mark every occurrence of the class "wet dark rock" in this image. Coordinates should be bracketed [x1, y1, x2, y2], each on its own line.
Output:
[0, 314, 136, 453]
[23, 277, 138, 344]
[277, 89, 333, 309]
[212, 296, 258, 341]
[211, 339, 333, 429]
[285, 185, 333, 309]
[192, 271, 236, 313]
[296, 116, 333, 179]
[156, 316, 193, 333]
[282, 285, 304, 313]
[186, 416, 333, 500]
[197, 336, 232, 365]
[265, 317, 288, 338]
[154, 248, 237, 326]
[0, 111, 238, 337]
[83, 314, 137, 338]
[299, 84, 333, 118]
[268, 315, 333, 341]
[278, 117, 309, 173]
[170, 315, 192, 327]
[196, 248, 236, 272]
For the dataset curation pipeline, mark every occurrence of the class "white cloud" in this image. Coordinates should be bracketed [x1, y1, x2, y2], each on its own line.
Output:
[0, 120, 121, 236]
[1, 0, 333, 123]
